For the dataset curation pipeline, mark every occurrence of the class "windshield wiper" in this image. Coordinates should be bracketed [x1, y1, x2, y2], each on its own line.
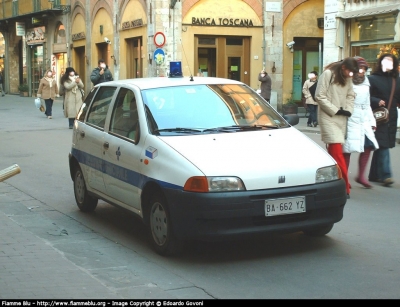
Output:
[204, 125, 280, 132]
[154, 127, 203, 133]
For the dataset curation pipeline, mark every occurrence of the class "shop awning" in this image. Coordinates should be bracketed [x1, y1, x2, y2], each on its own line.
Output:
[336, 4, 400, 19]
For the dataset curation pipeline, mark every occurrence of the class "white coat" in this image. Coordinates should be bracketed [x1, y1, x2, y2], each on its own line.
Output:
[343, 77, 379, 153]
[302, 79, 318, 105]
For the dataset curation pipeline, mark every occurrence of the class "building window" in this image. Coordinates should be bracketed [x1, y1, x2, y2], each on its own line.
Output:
[198, 37, 215, 45]
[226, 38, 243, 45]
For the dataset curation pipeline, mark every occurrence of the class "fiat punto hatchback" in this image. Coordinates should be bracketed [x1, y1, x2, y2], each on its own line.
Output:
[69, 76, 347, 256]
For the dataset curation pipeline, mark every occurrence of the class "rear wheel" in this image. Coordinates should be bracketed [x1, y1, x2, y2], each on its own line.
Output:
[147, 193, 182, 256]
[303, 224, 334, 237]
[73, 166, 98, 212]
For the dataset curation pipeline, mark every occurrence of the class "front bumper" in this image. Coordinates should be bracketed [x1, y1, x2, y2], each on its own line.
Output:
[163, 179, 347, 240]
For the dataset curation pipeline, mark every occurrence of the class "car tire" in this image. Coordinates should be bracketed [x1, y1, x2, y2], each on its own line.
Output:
[303, 223, 334, 237]
[147, 193, 182, 256]
[73, 166, 98, 212]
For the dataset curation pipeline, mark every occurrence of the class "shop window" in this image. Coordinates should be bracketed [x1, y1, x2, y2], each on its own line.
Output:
[351, 14, 398, 72]
[351, 14, 396, 42]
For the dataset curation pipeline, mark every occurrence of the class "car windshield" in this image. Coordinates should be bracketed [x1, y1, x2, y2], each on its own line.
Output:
[142, 84, 288, 135]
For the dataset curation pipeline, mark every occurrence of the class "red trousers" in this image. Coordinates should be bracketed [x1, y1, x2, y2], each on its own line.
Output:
[327, 143, 350, 195]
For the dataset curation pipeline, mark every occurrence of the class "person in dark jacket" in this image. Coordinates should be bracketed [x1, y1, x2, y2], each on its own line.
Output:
[0, 72, 5, 96]
[257, 70, 272, 103]
[368, 53, 400, 186]
[90, 59, 113, 86]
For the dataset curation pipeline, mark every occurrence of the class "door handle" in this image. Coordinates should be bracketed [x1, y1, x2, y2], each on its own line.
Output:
[79, 130, 85, 137]
[103, 142, 109, 149]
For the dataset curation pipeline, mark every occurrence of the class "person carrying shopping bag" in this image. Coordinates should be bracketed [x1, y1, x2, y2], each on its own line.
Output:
[36, 69, 59, 119]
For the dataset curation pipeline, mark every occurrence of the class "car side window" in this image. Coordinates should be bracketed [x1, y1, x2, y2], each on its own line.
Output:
[86, 87, 116, 129]
[77, 87, 99, 122]
[109, 88, 139, 142]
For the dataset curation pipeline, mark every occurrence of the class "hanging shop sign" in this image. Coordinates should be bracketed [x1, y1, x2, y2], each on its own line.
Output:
[154, 32, 166, 48]
[153, 48, 165, 65]
[26, 27, 46, 45]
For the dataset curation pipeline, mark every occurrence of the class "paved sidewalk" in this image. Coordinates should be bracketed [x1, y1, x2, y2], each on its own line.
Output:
[0, 183, 122, 299]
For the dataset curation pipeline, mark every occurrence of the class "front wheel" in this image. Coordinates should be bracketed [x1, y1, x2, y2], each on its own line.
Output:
[147, 193, 182, 256]
[303, 224, 334, 237]
[73, 166, 98, 212]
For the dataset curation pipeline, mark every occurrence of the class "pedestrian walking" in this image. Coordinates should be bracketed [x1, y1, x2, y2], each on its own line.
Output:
[36, 69, 59, 119]
[61, 67, 84, 129]
[302, 71, 318, 127]
[90, 59, 113, 86]
[368, 53, 400, 186]
[315, 57, 358, 198]
[257, 69, 272, 103]
[0, 72, 5, 96]
[343, 57, 379, 189]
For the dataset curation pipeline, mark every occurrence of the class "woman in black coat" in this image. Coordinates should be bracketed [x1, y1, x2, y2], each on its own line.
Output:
[368, 53, 400, 186]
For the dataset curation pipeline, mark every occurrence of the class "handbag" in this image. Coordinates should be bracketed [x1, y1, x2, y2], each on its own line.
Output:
[373, 107, 389, 125]
[373, 79, 395, 125]
[79, 88, 85, 98]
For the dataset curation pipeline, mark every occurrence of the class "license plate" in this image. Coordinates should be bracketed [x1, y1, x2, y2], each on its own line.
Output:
[265, 196, 306, 216]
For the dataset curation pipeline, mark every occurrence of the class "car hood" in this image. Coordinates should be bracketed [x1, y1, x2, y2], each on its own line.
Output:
[159, 128, 336, 189]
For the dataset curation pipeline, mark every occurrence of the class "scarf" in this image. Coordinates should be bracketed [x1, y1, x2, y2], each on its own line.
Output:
[352, 73, 365, 85]
[69, 76, 77, 94]
[44, 77, 53, 88]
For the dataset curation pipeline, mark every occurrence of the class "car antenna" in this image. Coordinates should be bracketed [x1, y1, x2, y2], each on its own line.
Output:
[180, 38, 194, 81]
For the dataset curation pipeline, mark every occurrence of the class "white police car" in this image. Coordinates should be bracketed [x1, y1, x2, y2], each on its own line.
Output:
[69, 74, 347, 256]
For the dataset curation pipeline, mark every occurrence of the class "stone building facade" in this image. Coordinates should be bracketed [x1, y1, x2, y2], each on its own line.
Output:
[1, 0, 399, 112]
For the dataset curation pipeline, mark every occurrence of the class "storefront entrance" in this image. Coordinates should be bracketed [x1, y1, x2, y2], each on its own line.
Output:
[292, 38, 323, 102]
[126, 37, 143, 79]
[30, 45, 45, 96]
[194, 36, 250, 84]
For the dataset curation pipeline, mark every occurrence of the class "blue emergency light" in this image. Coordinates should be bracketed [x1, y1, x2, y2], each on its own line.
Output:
[169, 61, 183, 78]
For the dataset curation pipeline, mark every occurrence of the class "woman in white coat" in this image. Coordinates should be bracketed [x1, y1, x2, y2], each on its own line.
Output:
[343, 57, 379, 189]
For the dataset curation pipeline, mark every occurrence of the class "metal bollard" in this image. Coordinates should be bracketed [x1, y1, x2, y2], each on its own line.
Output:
[0, 164, 21, 182]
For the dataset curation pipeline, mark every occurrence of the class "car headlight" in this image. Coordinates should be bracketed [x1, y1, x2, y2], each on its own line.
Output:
[184, 176, 245, 192]
[316, 165, 342, 183]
